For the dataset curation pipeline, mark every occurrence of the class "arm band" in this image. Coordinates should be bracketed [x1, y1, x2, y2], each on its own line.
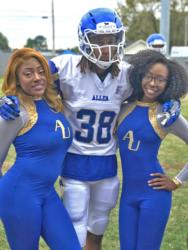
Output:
[172, 177, 182, 188]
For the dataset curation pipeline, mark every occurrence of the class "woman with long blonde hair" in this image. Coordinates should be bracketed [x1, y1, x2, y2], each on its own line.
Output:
[0, 48, 81, 250]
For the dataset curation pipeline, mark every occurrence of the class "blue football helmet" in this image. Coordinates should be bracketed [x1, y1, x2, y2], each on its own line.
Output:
[146, 33, 166, 55]
[78, 8, 126, 69]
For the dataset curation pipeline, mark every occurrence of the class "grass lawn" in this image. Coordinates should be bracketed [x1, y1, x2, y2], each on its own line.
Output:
[0, 77, 188, 249]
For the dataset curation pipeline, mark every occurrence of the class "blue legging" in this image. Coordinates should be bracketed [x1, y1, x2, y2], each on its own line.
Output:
[1, 187, 81, 250]
[119, 190, 172, 250]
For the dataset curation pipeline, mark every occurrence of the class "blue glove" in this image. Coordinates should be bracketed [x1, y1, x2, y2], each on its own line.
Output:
[161, 100, 181, 127]
[48, 60, 61, 93]
[0, 96, 20, 120]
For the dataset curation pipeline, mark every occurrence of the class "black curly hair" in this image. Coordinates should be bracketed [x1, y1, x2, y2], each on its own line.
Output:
[126, 49, 188, 103]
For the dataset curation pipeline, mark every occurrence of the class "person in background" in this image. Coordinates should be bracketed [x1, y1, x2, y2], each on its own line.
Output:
[0, 48, 81, 250]
[0, 8, 181, 250]
[117, 49, 188, 250]
[146, 33, 167, 55]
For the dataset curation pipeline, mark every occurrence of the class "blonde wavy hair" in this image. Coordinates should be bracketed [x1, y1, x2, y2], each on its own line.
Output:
[2, 48, 63, 112]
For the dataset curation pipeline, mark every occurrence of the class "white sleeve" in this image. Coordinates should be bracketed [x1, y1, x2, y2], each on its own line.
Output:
[168, 115, 188, 184]
[169, 115, 188, 144]
[156, 107, 188, 184]
[175, 163, 188, 184]
[120, 61, 133, 101]
[0, 107, 28, 167]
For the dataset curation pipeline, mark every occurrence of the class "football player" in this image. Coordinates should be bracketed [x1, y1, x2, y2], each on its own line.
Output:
[146, 33, 167, 55]
[0, 8, 181, 250]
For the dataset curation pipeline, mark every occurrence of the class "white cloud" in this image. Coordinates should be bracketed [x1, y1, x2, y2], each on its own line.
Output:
[0, 0, 118, 50]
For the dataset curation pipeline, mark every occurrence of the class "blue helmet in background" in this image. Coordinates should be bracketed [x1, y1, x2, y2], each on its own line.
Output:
[78, 8, 126, 69]
[146, 33, 167, 55]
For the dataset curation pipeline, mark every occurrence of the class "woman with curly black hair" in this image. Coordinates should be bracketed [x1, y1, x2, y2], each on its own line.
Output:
[117, 49, 188, 250]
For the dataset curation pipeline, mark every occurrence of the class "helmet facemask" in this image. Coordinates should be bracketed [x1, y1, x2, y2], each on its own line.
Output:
[79, 22, 126, 69]
[149, 43, 167, 55]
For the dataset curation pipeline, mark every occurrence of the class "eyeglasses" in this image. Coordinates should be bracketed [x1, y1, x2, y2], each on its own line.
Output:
[143, 73, 167, 85]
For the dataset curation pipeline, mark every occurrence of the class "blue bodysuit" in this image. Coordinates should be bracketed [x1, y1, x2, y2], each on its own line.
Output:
[117, 101, 188, 250]
[0, 100, 81, 250]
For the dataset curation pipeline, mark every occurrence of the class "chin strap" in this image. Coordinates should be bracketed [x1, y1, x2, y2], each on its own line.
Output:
[95, 60, 113, 70]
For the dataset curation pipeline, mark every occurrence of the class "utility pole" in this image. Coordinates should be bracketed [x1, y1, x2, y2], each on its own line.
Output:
[52, 0, 55, 56]
[160, 0, 170, 55]
[184, 16, 188, 46]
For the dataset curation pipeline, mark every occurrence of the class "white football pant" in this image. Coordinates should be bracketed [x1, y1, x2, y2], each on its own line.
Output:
[61, 176, 120, 247]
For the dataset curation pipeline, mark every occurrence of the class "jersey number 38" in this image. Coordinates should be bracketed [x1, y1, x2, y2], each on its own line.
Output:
[75, 109, 116, 144]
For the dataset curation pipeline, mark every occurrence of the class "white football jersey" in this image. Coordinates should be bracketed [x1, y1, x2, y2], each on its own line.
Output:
[51, 54, 132, 155]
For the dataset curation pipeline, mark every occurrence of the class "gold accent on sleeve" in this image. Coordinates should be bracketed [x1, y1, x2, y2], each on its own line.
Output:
[118, 101, 167, 140]
[18, 102, 38, 136]
[118, 102, 137, 126]
[148, 104, 167, 140]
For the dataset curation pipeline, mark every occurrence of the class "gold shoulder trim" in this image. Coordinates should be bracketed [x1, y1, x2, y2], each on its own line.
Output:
[18, 102, 38, 136]
[136, 100, 158, 107]
[118, 102, 137, 126]
[148, 104, 167, 139]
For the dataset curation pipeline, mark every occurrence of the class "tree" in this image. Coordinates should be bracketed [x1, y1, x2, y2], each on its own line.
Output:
[117, 0, 188, 47]
[25, 38, 36, 49]
[0, 32, 10, 51]
[25, 35, 48, 50]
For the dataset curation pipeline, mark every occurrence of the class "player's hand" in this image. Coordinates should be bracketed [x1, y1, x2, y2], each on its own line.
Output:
[148, 173, 178, 191]
[0, 96, 20, 120]
[160, 100, 180, 127]
[48, 60, 60, 92]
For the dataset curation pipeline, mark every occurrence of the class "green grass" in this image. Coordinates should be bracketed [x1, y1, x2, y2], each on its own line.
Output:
[1, 77, 188, 249]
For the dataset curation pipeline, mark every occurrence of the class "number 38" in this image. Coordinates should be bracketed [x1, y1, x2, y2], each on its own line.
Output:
[75, 109, 116, 144]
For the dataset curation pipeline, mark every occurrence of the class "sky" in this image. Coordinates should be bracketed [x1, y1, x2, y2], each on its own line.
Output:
[0, 0, 122, 50]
